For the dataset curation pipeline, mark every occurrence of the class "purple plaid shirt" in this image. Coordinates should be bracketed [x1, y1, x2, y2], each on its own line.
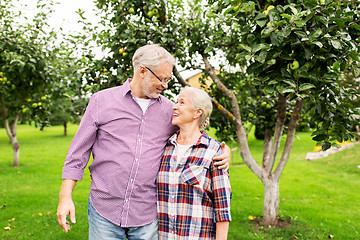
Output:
[62, 79, 177, 227]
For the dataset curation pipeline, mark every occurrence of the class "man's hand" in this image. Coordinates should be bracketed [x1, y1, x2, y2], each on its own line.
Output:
[56, 179, 77, 233]
[57, 197, 76, 233]
[213, 142, 230, 171]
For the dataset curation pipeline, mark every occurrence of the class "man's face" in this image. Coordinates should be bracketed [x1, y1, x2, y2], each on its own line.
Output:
[141, 62, 173, 99]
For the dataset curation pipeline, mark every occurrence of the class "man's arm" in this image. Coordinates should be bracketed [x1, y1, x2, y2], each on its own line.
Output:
[57, 179, 77, 233]
[216, 221, 229, 240]
[213, 142, 231, 171]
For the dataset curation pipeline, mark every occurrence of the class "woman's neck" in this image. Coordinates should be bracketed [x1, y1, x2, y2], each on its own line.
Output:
[177, 125, 202, 145]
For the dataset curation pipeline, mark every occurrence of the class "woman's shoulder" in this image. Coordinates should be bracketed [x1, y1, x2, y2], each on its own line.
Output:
[202, 131, 222, 150]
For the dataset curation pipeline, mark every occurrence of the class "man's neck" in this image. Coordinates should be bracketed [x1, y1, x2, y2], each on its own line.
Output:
[129, 77, 149, 99]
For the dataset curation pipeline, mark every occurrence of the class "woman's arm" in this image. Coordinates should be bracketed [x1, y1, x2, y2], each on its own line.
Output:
[216, 221, 229, 240]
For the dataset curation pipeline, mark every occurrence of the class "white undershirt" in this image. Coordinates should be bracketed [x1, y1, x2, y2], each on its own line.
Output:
[176, 144, 192, 164]
[135, 97, 151, 114]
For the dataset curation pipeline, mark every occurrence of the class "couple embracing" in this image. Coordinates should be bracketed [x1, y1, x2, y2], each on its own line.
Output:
[57, 45, 232, 240]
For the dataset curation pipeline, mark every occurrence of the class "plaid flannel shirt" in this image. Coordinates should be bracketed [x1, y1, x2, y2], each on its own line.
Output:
[157, 131, 232, 240]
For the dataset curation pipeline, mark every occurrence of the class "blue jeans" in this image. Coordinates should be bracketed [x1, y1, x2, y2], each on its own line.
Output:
[88, 198, 158, 240]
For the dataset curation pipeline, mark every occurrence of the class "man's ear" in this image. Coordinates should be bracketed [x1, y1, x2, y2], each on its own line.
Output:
[194, 109, 203, 119]
[139, 66, 146, 78]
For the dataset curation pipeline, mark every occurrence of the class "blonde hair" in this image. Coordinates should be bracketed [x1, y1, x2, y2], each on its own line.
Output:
[132, 44, 175, 73]
[180, 87, 213, 130]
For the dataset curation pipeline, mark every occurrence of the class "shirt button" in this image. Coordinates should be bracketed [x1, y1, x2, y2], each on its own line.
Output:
[138, 139, 141, 142]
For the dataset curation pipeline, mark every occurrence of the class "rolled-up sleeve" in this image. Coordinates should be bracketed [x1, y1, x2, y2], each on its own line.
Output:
[211, 148, 232, 222]
[62, 95, 98, 181]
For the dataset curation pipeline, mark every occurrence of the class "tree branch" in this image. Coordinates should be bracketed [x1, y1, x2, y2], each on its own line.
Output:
[265, 94, 287, 174]
[190, 65, 206, 71]
[173, 65, 189, 87]
[201, 52, 264, 179]
[274, 98, 304, 180]
[262, 128, 272, 169]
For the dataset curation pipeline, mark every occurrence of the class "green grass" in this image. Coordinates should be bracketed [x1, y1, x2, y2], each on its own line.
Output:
[1, 124, 360, 239]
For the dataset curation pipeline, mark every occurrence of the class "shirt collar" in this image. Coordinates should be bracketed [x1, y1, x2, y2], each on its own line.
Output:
[123, 78, 163, 103]
[169, 131, 210, 147]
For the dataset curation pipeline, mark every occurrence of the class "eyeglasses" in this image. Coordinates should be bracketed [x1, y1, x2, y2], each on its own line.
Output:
[145, 66, 170, 84]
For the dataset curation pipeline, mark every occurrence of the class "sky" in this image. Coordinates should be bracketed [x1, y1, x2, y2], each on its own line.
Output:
[11, 0, 207, 80]
[14, 0, 99, 35]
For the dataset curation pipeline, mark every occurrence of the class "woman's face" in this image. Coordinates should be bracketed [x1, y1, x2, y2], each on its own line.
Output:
[172, 91, 198, 127]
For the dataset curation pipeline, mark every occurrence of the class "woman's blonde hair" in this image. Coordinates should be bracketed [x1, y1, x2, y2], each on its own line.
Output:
[180, 87, 213, 130]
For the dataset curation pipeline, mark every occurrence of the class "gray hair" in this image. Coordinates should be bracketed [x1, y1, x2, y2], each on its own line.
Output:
[132, 44, 176, 73]
[180, 86, 213, 130]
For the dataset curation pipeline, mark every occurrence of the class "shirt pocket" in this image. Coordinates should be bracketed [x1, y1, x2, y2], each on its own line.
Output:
[179, 164, 207, 186]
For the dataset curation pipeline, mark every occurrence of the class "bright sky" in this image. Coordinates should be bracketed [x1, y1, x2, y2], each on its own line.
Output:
[14, 0, 99, 34]
[11, 0, 213, 79]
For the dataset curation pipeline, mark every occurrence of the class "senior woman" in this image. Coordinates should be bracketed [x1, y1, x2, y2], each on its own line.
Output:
[157, 87, 232, 240]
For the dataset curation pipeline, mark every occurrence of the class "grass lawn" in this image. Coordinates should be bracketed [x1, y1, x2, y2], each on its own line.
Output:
[1, 124, 359, 239]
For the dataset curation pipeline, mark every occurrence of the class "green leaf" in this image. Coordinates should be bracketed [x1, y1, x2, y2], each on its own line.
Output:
[351, 64, 360, 78]
[256, 19, 267, 28]
[254, 50, 267, 63]
[295, 20, 307, 27]
[266, 59, 276, 66]
[264, 85, 274, 95]
[329, 39, 342, 49]
[310, 29, 322, 39]
[283, 79, 296, 88]
[280, 13, 292, 20]
[252, 43, 268, 53]
[349, 51, 360, 61]
[268, 80, 278, 85]
[299, 83, 315, 91]
[313, 41, 323, 48]
[312, 134, 327, 141]
[261, 26, 275, 38]
[239, 44, 252, 52]
[281, 87, 295, 94]
[270, 32, 284, 47]
[204, 46, 212, 53]
[350, 24, 360, 31]
[294, 31, 307, 38]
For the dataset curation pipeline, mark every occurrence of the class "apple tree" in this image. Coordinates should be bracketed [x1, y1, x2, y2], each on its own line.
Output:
[0, 0, 84, 166]
[87, 0, 360, 226]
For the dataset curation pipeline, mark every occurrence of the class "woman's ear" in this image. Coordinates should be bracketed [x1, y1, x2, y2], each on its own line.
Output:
[194, 109, 203, 119]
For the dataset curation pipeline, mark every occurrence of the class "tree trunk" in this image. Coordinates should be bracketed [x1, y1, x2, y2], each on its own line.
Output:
[4, 115, 20, 167]
[262, 176, 279, 226]
[63, 121, 67, 136]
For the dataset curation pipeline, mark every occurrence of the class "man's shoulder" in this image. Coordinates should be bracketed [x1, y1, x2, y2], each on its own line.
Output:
[92, 86, 123, 100]
[159, 95, 174, 107]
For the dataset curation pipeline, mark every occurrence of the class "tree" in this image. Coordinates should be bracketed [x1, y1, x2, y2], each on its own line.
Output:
[87, 0, 360, 226]
[0, 0, 83, 166]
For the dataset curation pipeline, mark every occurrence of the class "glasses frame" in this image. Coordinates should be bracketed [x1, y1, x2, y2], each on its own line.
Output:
[144, 66, 170, 84]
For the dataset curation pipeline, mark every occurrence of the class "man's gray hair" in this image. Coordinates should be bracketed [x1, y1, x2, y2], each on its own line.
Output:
[180, 86, 213, 130]
[132, 44, 176, 73]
